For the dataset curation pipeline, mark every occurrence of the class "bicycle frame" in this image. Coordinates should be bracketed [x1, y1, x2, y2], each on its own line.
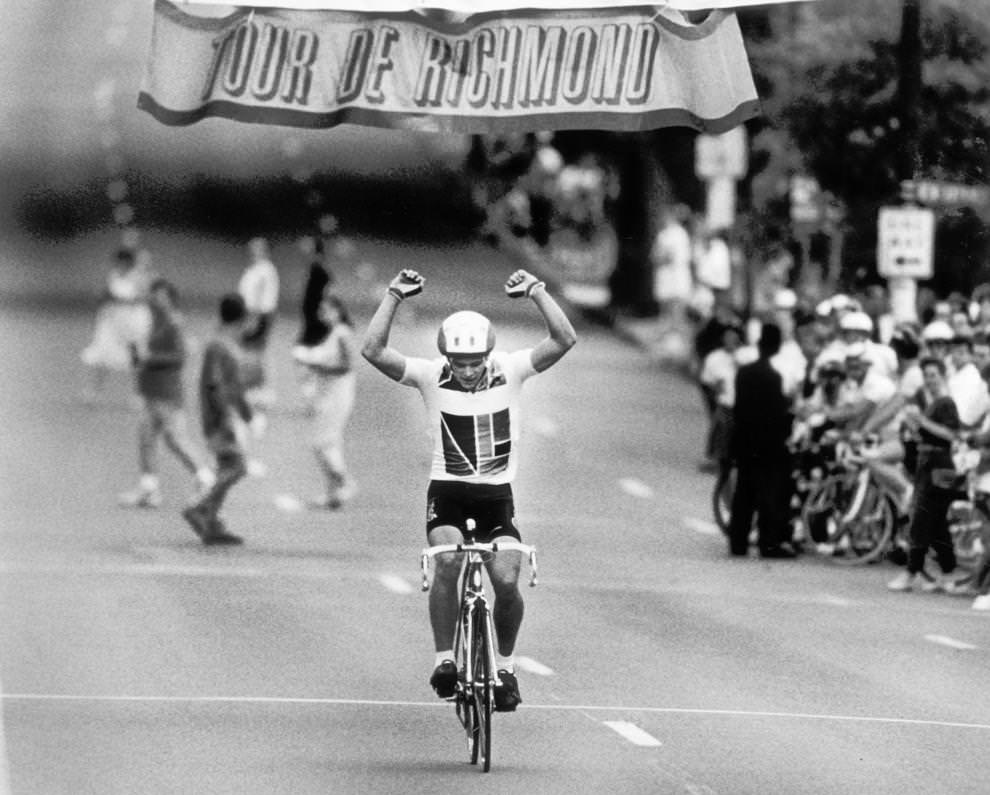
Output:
[420, 537, 537, 772]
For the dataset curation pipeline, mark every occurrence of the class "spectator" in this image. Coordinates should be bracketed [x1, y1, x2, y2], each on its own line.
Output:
[947, 332, 990, 428]
[292, 293, 358, 509]
[650, 204, 693, 328]
[182, 294, 258, 546]
[727, 322, 796, 558]
[118, 278, 215, 508]
[238, 236, 280, 405]
[80, 247, 152, 403]
[698, 317, 744, 474]
[888, 356, 964, 592]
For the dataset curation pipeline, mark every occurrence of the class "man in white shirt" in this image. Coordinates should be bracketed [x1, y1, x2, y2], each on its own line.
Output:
[948, 332, 990, 428]
[650, 204, 693, 325]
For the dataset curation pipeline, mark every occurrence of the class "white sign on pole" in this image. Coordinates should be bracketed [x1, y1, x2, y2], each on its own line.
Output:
[877, 206, 934, 279]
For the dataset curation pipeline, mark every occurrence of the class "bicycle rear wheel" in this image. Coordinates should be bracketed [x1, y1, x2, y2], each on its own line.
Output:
[472, 604, 493, 772]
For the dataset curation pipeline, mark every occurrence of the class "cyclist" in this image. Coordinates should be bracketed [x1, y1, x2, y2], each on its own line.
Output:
[361, 268, 577, 711]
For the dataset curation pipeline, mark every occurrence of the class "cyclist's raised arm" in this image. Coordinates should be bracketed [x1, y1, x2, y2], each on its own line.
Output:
[361, 269, 424, 382]
[505, 270, 577, 373]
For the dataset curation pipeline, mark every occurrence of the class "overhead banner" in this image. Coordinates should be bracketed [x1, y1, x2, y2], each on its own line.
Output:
[139, 0, 760, 134]
[178, 1, 810, 11]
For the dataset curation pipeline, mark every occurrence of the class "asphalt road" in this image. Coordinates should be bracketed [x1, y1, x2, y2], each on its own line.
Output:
[1, 253, 989, 794]
[2, 0, 989, 792]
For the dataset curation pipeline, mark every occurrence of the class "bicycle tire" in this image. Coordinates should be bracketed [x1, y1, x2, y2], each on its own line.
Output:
[832, 487, 895, 566]
[712, 465, 735, 534]
[473, 604, 493, 772]
[454, 605, 479, 764]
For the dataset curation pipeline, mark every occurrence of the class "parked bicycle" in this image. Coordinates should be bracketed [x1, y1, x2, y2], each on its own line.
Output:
[421, 532, 537, 772]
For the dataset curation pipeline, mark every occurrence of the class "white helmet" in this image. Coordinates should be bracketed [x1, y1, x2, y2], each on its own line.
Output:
[437, 311, 495, 356]
[839, 310, 874, 333]
[922, 319, 954, 342]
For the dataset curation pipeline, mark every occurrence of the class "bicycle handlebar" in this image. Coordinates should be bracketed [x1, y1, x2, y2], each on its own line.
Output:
[420, 542, 538, 591]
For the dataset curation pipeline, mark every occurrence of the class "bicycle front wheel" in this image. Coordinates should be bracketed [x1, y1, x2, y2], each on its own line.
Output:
[472, 604, 494, 772]
[833, 484, 895, 566]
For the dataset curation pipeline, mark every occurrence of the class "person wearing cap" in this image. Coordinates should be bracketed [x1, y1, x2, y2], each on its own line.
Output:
[362, 267, 576, 712]
[727, 322, 796, 558]
[921, 319, 954, 364]
[834, 309, 898, 382]
[828, 342, 897, 431]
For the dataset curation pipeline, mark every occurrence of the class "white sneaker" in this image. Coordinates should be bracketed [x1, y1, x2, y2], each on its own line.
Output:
[246, 458, 268, 478]
[887, 571, 926, 592]
[118, 487, 162, 509]
[971, 594, 990, 611]
[195, 467, 216, 495]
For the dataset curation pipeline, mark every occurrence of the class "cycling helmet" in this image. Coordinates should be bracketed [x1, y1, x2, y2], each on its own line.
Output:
[921, 319, 954, 343]
[437, 311, 495, 356]
[838, 310, 874, 334]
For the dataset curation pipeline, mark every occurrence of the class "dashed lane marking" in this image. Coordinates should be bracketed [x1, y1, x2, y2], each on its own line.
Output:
[682, 516, 721, 536]
[618, 478, 654, 499]
[515, 656, 555, 676]
[603, 721, 662, 747]
[378, 574, 414, 595]
[924, 634, 977, 651]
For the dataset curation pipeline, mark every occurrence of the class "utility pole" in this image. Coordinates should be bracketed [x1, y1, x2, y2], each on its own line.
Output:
[896, 0, 923, 182]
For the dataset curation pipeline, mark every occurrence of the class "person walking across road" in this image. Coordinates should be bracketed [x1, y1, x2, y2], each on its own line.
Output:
[238, 236, 280, 475]
[182, 294, 259, 546]
[292, 293, 358, 509]
[727, 322, 796, 558]
[361, 267, 576, 712]
[118, 278, 215, 508]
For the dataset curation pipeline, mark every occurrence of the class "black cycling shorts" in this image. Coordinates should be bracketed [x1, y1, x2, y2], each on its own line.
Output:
[426, 480, 521, 542]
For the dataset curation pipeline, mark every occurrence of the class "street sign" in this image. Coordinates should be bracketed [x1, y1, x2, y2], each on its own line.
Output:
[877, 205, 935, 279]
[900, 179, 990, 209]
[695, 126, 747, 180]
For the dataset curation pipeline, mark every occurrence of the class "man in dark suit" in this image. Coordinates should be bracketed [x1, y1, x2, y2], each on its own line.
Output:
[727, 322, 796, 558]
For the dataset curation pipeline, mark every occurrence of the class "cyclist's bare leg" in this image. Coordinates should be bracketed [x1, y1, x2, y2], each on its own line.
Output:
[485, 535, 523, 657]
[427, 524, 464, 653]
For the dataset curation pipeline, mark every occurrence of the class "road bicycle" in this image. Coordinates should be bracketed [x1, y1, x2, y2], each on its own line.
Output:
[420, 531, 537, 772]
[798, 431, 904, 565]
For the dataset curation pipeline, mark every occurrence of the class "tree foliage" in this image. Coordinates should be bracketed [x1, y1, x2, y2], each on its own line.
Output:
[742, 0, 990, 291]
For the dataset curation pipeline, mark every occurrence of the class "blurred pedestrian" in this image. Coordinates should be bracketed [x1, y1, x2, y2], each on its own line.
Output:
[888, 356, 963, 591]
[292, 293, 358, 509]
[650, 204, 693, 327]
[238, 236, 280, 474]
[80, 247, 152, 403]
[297, 214, 343, 347]
[182, 294, 258, 546]
[697, 317, 743, 474]
[118, 278, 215, 508]
[727, 322, 796, 558]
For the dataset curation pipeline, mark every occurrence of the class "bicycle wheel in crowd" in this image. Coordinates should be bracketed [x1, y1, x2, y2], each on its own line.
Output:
[798, 475, 843, 546]
[712, 465, 735, 534]
[471, 604, 494, 772]
[832, 483, 896, 566]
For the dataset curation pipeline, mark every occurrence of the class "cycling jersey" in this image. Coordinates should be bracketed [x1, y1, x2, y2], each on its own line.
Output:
[401, 349, 537, 485]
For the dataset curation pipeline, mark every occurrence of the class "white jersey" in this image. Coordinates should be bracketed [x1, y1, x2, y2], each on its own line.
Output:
[401, 350, 537, 484]
[238, 259, 280, 314]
